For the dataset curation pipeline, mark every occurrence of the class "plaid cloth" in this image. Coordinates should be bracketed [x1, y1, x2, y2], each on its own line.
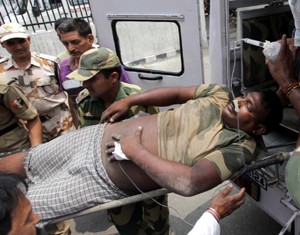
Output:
[24, 124, 129, 227]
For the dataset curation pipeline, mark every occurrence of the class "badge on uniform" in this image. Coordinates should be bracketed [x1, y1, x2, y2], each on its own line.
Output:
[11, 97, 24, 109]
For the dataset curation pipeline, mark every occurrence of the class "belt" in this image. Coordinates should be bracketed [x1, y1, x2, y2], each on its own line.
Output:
[0, 123, 18, 136]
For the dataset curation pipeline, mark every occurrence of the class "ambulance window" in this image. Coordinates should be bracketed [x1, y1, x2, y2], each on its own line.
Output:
[113, 21, 182, 75]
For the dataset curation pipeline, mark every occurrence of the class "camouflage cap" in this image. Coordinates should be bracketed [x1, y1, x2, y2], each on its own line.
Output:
[67, 47, 120, 81]
[0, 22, 28, 43]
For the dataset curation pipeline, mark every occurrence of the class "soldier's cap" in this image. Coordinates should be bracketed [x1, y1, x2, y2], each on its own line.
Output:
[67, 47, 120, 81]
[0, 22, 28, 43]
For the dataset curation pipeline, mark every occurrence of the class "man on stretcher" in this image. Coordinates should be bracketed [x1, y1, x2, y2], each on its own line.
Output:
[0, 83, 282, 226]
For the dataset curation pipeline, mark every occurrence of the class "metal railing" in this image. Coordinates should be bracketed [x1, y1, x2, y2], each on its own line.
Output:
[0, 0, 93, 33]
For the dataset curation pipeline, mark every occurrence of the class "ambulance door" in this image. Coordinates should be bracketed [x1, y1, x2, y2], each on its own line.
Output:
[89, 0, 209, 90]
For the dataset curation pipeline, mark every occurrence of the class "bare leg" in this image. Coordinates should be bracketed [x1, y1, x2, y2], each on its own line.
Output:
[0, 151, 27, 178]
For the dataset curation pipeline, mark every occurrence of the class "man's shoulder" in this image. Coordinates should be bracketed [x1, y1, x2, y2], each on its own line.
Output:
[32, 52, 59, 64]
[77, 88, 90, 104]
[121, 82, 143, 95]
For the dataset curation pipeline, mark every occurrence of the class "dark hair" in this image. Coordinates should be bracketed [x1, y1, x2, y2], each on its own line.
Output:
[100, 67, 122, 80]
[57, 18, 92, 38]
[259, 90, 283, 135]
[54, 17, 71, 31]
[0, 173, 27, 235]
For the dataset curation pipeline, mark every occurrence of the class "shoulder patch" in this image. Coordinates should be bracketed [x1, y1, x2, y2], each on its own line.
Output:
[76, 88, 90, 103]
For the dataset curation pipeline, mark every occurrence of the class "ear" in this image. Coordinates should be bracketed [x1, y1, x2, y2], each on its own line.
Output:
[27, 36, 31, 44]
[252, 124, 266, 136]
[88, 34, 94, 43]
[110, 71, 119, 83]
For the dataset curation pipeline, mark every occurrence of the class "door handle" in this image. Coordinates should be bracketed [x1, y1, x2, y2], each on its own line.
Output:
[138, 74, 163, 80]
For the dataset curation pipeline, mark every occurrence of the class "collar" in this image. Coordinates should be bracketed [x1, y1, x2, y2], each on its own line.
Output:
[4, 52, 41, 70]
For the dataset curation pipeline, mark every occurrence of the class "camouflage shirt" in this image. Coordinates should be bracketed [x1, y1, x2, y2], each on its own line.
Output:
[77, 82, 158, 127]
[0, 53, 75, 142]
[157, 84, 257, 181]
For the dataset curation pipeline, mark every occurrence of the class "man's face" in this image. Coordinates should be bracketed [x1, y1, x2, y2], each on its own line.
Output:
[59, 31, 94, 59]
[222, 91, 267, 134]
[82, 72, 117, 98]
[8, 196, 40, 235]
[1, 37, 31, 59]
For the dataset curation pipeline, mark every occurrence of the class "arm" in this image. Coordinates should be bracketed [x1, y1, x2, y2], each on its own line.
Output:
[188, 185, 245, 235]
[25, 116, 43, 147]
[266, 35, 300, 147]
[101, 86, 197, 123]
[109, 126, 221, 196]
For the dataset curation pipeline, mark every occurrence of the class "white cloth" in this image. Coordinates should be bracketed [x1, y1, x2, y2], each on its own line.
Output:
[188, 211, 220, 235]
[289, 0, 300, 47]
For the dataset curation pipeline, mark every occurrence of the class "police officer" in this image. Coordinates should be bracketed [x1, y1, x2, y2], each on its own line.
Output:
[0, 22, 75, 143]
[67, 47, 169, 235]
[0, 76, 42, 156]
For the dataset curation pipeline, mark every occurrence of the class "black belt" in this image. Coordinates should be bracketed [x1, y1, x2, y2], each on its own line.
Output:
[0, 123, 18, 136]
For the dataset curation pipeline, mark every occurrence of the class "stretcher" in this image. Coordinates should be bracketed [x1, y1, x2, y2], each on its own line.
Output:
[50, 150, 292, 225]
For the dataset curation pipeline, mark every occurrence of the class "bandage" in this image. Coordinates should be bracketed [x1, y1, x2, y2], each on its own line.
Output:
[233, 100, 239, 113]
[112, 142, 129, 161]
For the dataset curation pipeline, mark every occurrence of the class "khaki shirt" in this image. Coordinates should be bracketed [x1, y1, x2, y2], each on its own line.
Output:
[0, 53, 75, 142]
[77, 82, 158, 127]
[0, 77, 38, 153]
[157, 84, 257, 181]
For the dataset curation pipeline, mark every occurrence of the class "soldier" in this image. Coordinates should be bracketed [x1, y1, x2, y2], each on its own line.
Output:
[0, 76, 42, 156]
[67, 47, 169, 235]
[0, 22, 75, 142]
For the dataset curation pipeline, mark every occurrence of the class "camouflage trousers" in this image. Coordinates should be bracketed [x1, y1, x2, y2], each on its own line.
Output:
[109, 195, 169, 235]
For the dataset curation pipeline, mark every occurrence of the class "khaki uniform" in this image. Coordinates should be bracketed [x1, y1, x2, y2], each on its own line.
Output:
[0, 53, 75, 142]
[0, 77, 38, 154]
[77, 82, 169, 235]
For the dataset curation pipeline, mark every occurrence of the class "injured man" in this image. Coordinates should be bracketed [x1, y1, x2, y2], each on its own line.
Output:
[0, 84, 283, 227]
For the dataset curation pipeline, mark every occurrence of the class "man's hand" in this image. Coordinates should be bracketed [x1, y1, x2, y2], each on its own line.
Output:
[100, 99, 131, 123]
[209, 184, 245, 219]
[106, 126, 145, 161]
[266, 35, 298, 88]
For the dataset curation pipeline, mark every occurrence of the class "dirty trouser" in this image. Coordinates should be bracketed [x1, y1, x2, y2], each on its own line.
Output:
[109, 195, 169, 235]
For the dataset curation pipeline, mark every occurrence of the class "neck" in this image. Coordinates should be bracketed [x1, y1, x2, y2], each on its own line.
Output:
[102, 84, 120, 108]
[13, 53, 31, 70]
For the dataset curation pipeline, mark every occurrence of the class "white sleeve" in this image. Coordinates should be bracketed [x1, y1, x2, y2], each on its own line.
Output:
[187, 211, 220, 235]
[289, 0, 300, 47]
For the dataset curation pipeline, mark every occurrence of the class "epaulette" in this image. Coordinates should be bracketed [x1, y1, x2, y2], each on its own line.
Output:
[33, 52, 59, 63]
[0, 57, 9, 64]
[76, 88, 90, 104]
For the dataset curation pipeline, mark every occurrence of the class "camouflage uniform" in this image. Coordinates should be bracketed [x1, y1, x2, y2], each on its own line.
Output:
[71, 47, 169, 235]
[0, 76, 38, 155]
[0, 53, 75, 142]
